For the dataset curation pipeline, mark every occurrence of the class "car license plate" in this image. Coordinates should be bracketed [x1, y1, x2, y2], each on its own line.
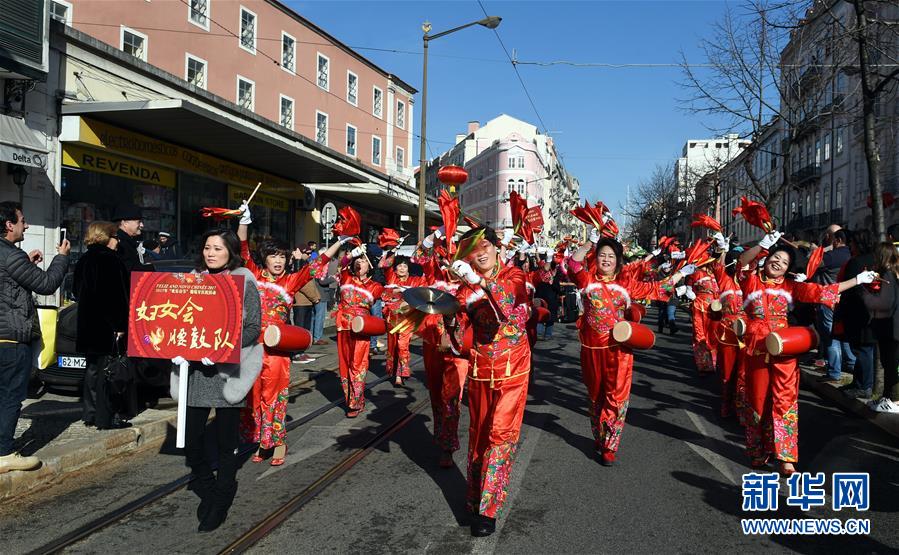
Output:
[58, 355, 86, 369]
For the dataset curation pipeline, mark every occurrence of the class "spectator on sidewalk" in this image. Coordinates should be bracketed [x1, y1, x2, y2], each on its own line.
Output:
[0, 202, 70, 474]
[292, 279, 320, 363]
[142, 238, 163, 262]
[311, 247, 337, 345]
[812, 226, 855, 384]
[158, 231, 180, 260]
[861, 242, 899, 413]
[74, 221, 132, 429]
[112, 204, 154, 272]
[837, 229, 877, 399]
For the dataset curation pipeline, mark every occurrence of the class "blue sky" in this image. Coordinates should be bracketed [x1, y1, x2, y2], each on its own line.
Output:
[290, 0, 734, 214]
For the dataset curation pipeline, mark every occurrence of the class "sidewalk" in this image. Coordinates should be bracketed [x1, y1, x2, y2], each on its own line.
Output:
[798, 362, 899, 440]
[0, 339, 340, 501]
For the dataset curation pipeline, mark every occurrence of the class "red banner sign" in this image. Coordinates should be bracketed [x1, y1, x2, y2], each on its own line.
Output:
[127, 272, 244, 363]
[525, 206, 544, 231]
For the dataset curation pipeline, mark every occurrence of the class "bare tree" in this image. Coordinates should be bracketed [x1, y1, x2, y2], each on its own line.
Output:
[620, 163, 682, 246]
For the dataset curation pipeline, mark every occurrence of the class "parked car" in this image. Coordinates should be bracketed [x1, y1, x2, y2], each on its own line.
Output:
[37, 259, 196, 391]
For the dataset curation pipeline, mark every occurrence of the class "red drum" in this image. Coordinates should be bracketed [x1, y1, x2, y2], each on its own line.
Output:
[709, 300, 723, 321]
[766, 326, 819, 357]
[625, 303, 646, 323]
[448, 323, 473, 357]
[263, 324, 312, 353]
[732, 318, 747, 338]
[535, 306, 551, 324]
[351, 315, 387, 337]
[612, 321, 656, 350]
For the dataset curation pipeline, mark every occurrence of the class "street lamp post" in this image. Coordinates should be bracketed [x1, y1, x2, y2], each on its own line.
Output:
[417, 15, 501, 241]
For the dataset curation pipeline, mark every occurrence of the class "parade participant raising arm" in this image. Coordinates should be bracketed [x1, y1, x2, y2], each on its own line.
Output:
[235, 201, 332, 465]
[568, 227, 691, 467]
[736, 231, 877, 476]
[450, 227, 531, 538]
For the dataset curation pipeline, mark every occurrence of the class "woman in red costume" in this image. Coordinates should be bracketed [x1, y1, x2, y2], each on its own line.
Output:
[737, 232, 877, 475]
[710, 242, 748, 421]
[569, 227, 692, 466]
[449, 227, 531, 538]
[686, 252, 721, 375]
[381, 255, 426, 386]
[412, 228, 469, 468]
[236, 202, 336, 465]
[335, 243, 385, 418]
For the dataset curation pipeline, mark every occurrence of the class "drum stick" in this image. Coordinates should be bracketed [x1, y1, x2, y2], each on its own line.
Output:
[245, 182, 262, 205]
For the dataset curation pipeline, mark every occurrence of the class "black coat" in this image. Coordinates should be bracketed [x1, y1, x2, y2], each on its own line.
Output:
[534, 269, 562, 320]
[74, 245, 130, 355]
[116, 230, 155, 273]
[0, 238, 68, 342]
[835, 252, 876, 345]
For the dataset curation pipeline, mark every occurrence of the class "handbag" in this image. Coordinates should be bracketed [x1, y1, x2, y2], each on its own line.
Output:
[103, 335, 135, 397]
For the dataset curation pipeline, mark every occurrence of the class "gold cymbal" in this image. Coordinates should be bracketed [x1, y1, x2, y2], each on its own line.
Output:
[402, 286, 461, 315]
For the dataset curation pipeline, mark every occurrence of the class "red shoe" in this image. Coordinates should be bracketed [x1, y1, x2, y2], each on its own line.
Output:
[600, 450, 616, 466]
[346, 409, 361, 418]
[271, 445, 287, 466]
[251, 450, 264, 463]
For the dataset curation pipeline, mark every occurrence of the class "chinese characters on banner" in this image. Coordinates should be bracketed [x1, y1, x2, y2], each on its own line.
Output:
[127, 272, 244, 364]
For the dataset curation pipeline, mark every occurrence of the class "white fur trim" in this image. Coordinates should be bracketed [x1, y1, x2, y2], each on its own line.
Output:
[719, 289, 741, 302]
[584, 281, 631, 307]
[466, 289, 486, 307]
[340, 283, 375, 302]
[742, 288, 793, 310]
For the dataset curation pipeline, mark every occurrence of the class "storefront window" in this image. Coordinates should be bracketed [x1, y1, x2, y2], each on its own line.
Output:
[179, 173, 228, 257]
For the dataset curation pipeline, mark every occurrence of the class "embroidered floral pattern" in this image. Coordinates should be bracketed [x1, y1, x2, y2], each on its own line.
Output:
[257, 281, 292, 325]
[240, 387, 288, 448]
[773, 401, 799, 462]
[478, 442, 518, 518]
[436, 398, 462, 452]
[694, 343, 716, 374]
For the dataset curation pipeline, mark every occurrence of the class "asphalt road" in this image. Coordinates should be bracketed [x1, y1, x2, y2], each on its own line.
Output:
[3, 311, 898, 553]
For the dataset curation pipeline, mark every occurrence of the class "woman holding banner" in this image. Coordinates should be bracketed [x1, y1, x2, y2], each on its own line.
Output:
[174, 229, 262, 532]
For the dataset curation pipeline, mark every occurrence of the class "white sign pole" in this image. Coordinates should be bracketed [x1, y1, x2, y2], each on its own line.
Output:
[176, 360, 189, 448]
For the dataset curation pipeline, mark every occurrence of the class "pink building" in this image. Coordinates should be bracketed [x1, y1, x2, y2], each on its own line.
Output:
[462, 131, 548, 229]
[61, 0, 416, 178]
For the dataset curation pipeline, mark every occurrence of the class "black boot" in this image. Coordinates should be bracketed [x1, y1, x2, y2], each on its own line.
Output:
[189, 473, 216, 522]
[198, 481, 237, 533]
[471, 514, 496, 537]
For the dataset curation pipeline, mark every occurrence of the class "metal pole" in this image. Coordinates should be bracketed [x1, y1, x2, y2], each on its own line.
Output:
[417, 38, 429, 242]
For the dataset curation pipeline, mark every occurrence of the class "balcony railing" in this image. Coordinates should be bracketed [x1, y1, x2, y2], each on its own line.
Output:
[791, 164, 821, 186]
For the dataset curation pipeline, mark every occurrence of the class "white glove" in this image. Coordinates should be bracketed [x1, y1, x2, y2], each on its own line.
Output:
[856, 270, 878, 285]
[675, 285, 687, 297]
[588, 227, 601, 243]
[660, 262, 672, 272]
[434, 226, 446, 240]
[671, 251, 686, 260]
[524, 243, 536, 255]
[652, 248, 662, 257]
[501, 228, 516, 247]
[201, 357, 214, 366]
[451, 260, 481, 285]
[712, 232, 729, 252]
[792, 273, 807, 283]
[338, 235, 354, 245]
[685, 286, 696, 301]
[171, 356, 186, 366]
[680, 263, 697, 276]
[758, 230, 783, 250]
[504, 249, 518, 262]
[136, 241, 146, 256]
[350, 246, 365, 258]
[239, 201, 252, 225]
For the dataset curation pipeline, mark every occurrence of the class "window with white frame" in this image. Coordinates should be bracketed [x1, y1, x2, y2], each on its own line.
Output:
[518, 179, 526, 195]
[237, 76, 254, 110]
[824, 133, 831, 160]
[396, 100, 405, 129]
[372, 86, 383, 118]
[346, 71, 358, 106]
[280, 95, 294, 129]
[188, 0, 208, 29]
[836, 128, 844, 155]
[396, 146, 405, 168]
[316, 111, 328, 145]
[239, 7, 256, 53]
[507, 156, 515, 169]
[507, 178, 514, 194]
[185, 54, 207, 88]
[51, 0, 72, 25]
[346, 124, 357, 156]
[317, 54, 329, 90]
[121, 27, 147, 61]
[372, 136, 382, 165]
[835, 180, 843, 208]
[281, 32, 296, 72]
[815, 139, 821, 167]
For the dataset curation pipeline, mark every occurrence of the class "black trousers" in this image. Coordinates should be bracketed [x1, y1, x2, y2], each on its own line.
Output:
[184, 406, 241, 492]
[83, 356, 112, 427]
[871, 318, 899, 400]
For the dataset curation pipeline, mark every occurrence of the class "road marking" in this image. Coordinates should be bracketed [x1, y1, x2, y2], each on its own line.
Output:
[683, 409, 739, 486]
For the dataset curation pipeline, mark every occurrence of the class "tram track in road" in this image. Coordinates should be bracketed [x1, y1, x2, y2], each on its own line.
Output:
[26, 362, 412, 555]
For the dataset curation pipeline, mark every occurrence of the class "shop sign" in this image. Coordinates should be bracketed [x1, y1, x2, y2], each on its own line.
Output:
[70, 117, 300, 193]
[62, 145, 176, 188]
[228, 185, 289, 212]
[0, 144, 46, 169]
[127, 272, 244, 364]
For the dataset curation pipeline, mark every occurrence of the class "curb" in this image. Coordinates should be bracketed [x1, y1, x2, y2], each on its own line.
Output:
[0, 412, 177, 502]
[799, 366, 899, 440]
